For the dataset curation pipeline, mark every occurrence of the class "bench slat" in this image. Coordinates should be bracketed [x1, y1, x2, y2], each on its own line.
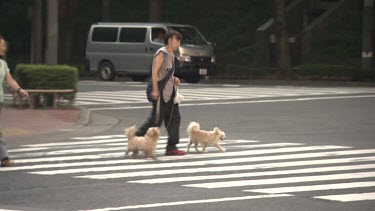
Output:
[13, 89, 74, 109]
[25, 89, 74, 93]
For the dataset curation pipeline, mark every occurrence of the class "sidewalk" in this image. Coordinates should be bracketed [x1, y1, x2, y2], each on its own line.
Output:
[0, 106, 81, 140]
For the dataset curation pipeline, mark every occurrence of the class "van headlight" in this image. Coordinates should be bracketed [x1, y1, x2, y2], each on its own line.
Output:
[177, 55, 191, 62]
[211, 56, 216, 63]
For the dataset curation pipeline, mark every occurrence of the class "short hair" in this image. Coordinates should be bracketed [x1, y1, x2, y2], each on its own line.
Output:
[164, 30, 182, 45]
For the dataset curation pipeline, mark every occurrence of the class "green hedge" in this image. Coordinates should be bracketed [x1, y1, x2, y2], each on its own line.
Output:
[216, 64, 277, 79]
[293, 64, 375, 81]
[214, 64, 375, 81]
[14, 64, 78, 100]
[15, 64, 78, 89]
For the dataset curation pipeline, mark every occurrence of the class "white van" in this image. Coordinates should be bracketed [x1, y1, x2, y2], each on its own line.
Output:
[86, 22, 216, 83]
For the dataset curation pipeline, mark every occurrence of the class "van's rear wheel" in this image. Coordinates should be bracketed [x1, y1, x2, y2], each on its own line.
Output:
[98, 61, 115, 81]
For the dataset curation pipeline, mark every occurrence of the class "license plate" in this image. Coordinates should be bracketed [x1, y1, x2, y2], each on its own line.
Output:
[199, 68, 208, 75]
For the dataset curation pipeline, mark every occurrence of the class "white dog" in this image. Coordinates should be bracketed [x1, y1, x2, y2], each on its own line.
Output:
[186, 121, 226, 153]
[124, 125, 160, 160]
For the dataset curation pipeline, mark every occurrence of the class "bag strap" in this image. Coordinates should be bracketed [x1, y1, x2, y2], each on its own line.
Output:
[155, 53, 175, 91]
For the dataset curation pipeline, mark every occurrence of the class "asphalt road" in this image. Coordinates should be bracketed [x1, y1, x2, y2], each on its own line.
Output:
[1, 80, 375, 211]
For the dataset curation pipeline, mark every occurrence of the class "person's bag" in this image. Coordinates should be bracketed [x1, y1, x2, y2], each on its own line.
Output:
[146, 81, 154, 102]
[146, 65, 174, 102]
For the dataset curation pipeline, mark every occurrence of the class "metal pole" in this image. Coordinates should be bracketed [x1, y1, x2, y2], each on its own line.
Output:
[361, 0, 374, 71]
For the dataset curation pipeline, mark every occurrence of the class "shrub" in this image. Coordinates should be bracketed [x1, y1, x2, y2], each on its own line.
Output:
[216, 64, 277, 79]
[14, 64, 78, 101]
[15, 64, 78, 89]
[293, 64, 360, 80]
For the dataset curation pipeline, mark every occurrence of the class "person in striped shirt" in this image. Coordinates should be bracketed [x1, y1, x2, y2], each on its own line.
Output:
[136, 30, 185, 156]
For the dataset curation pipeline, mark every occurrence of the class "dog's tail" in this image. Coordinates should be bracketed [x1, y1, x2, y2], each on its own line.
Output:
[125, 125, 136, 139]
[187, 121, 200, 135]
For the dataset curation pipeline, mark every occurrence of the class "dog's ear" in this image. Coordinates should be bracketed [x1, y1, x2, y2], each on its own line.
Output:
[214, 127, 220, 134]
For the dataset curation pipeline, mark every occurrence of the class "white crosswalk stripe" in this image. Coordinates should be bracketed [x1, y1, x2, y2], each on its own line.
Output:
[4, 135, 375, 204]
[73, 86, 375, 105]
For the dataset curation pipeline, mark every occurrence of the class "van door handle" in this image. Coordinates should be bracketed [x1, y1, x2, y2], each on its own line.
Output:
[145, 47, 148, 52]
[149, 47, 154, 51]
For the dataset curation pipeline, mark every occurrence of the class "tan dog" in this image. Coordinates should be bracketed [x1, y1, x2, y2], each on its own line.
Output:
[125, 125, 160, 160]
[186, 122, 226, 153]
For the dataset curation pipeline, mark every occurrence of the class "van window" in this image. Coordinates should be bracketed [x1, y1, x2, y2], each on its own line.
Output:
[120, 28, 147, 43]
[92, 27, 118, 42]
[152, 28, 166, 43]
[168, 26, 206, 45]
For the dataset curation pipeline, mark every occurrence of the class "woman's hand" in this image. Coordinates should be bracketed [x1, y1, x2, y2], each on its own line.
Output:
[19, 89, 29, 98]
[174, 77, 181, 86]
[151, 89, 160, 100]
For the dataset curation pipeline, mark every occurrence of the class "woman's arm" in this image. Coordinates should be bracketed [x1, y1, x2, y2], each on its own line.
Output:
[5, 72, 29, 98]
[151, 53, 164, 100]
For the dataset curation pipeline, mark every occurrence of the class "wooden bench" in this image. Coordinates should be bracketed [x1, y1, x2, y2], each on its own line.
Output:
[14, 89, 74, 109]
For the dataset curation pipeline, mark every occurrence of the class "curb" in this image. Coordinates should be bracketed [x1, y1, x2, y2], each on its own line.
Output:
[74, 105, 92, 128]
[201, 77, 375, 87]
[78, 76, 375, 87]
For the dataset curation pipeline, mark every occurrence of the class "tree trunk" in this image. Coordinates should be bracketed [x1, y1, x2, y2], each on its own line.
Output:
[102, 0, 111, 21]
[149, 0, 161, 22]
[59, 0, 77, 64]
[274, 0, 292, 79]
[32, 0, 42, 64]
[45, 0, 59, 65]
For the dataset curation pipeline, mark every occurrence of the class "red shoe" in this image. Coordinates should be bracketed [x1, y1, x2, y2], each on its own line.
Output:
[166, 149, 185, 156]
[1, 160, 15, 167]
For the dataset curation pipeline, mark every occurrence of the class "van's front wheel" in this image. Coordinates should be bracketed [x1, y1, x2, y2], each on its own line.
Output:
[98, 61, 116, 81]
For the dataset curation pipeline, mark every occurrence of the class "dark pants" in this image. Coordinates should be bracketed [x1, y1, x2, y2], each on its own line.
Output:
[136, 91, 181, 151]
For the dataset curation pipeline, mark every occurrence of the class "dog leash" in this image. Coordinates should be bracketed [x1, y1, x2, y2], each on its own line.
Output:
[160, 85, 180, 137]
[161, 102, 174, 136]
[160, 94, 176, 137]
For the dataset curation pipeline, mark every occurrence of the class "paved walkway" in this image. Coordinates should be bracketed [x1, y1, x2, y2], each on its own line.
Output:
[0, 106, 80, 139]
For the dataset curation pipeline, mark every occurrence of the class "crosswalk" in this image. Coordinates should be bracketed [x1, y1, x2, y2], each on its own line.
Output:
[4, 86, 375, 106]
[71, 86, 375, 105]
[3, 134, 375, 207]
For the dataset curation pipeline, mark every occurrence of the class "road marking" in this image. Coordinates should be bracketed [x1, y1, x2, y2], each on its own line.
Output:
[34, 152, 374, 176]
[184, 172, 375, 189]
[5, 134, 375, 205]
[128, 161, 375, 184]
[13, 152, 123, 164]
[74, 85, 375, 106]
[8, 147, 374, 172]
[0, 209, 21, 211]
[87, 94, 375, 111]
[0, 159, 149, 171]
[244, 181, 375, 194]
[11, 141, 292, 157]
[314, 192, 375, 202]
[71, 135, 125, 140]
[74, 154, 375, 179]
[80, 194, 292, 211]
[10, 141, 269, 158]
[20, 138, 126, 148]
[28, 145, 348, 175]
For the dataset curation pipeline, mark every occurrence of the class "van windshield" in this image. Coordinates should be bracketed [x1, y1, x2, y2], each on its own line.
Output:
[168, 26, 207, 45]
